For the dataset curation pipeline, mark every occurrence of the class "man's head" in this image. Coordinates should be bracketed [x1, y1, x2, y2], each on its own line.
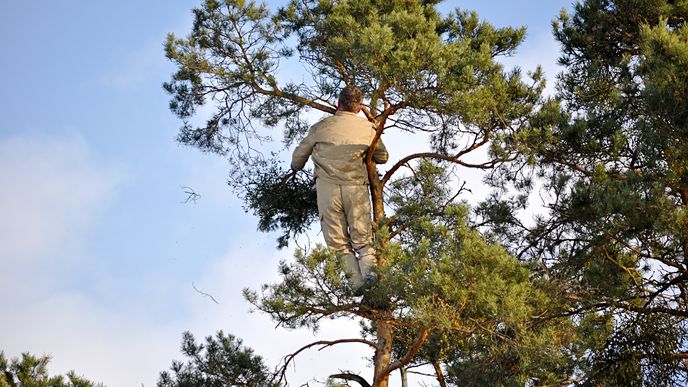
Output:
[338, 86, 363, 113]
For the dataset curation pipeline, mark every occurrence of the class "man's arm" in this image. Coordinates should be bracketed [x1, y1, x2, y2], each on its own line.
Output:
[291, 126, 317, 170]
[372, 138, 388, 164]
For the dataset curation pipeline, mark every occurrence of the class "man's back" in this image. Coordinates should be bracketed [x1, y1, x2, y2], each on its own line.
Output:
[291, 111, 388, 185]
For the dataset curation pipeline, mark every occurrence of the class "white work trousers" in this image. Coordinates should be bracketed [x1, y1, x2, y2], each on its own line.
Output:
[316, 179, 376, 288]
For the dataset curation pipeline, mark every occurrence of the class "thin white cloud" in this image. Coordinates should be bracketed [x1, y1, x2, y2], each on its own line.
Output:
[0, 132, 147, 384]
[0, 133, 125, 268]
[0, 290, 181, 386]
[99, 35, 175, 92]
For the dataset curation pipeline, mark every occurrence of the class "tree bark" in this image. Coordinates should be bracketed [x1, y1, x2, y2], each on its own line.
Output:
[433, 361, 447, 387]
[400, 367, 408, 387]
[367, 117, 387, 265]
[373, 317, 393, 387]
[366, 116, 394, 387]
[681, 189, 688, 267]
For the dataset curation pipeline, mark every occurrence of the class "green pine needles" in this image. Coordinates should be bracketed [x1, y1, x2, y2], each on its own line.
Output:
[243, 166, 318, 248]
[164, 0, 688, 385]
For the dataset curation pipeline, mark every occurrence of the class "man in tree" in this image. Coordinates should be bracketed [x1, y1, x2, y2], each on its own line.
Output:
[164, 0, 573, 385]
[291, 85, 388, 290]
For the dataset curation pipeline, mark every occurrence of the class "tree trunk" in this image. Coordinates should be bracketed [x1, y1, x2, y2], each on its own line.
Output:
[368, 166, 384, 221]
[368, 118, 393, 387]
[367, 119, 387, 263]
[681, 189, 688, 267]
[373, 317, 393, 387]
[400, 366, 408, 387]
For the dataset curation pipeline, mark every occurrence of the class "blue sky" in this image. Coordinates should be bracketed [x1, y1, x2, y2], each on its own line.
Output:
[0, 1, 572, 386]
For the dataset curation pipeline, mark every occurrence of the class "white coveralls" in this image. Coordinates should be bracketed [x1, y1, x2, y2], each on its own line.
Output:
[291, 110, 388, 288]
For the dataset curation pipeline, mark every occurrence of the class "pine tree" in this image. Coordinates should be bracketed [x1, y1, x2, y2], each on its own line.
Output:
[478, 0, 688, 384]
[164, 0, 580, 385]
[158, 331, 278, 387]
[0, 351, 102, 387]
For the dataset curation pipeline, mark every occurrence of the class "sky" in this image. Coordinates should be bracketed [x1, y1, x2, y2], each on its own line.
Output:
[0, 1, 573, 386]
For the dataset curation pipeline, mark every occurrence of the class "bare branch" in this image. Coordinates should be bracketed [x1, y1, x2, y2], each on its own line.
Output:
[180, 186, 201, 204]
[192, 282, 219, 304]
[380, 138, 500, 187]
[276, 339, 378, 385]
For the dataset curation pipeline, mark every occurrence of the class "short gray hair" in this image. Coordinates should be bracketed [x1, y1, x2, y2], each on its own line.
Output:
[338, 86, 363, 112]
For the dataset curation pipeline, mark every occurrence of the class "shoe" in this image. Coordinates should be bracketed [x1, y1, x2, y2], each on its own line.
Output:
[353, 274, 377, 297]
[363, 273, 377, 284]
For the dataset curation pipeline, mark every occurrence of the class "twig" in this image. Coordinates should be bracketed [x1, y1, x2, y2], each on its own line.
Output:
[181, 186, 201, 204]
[192, 282, 219, 304]
[280, 169, 297, 184]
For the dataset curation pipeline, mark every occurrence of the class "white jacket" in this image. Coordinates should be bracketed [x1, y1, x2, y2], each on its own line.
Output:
[291, 111, 388, 185]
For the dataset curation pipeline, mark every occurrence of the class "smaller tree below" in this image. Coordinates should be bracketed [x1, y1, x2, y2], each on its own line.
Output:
[157, 331, 279, 387]
[0, 351, 102, 387]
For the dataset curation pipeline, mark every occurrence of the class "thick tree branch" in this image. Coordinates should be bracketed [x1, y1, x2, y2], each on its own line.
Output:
[330, 373, 372, 387]
[251, 83, 336, 114]
[432, 361, 447, 387]
[381, 148, 504, 187]
[378, 328, 430, 380]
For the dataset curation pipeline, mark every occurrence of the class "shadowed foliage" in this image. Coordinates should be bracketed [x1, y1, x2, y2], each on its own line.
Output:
[478, 0, 688, 384]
